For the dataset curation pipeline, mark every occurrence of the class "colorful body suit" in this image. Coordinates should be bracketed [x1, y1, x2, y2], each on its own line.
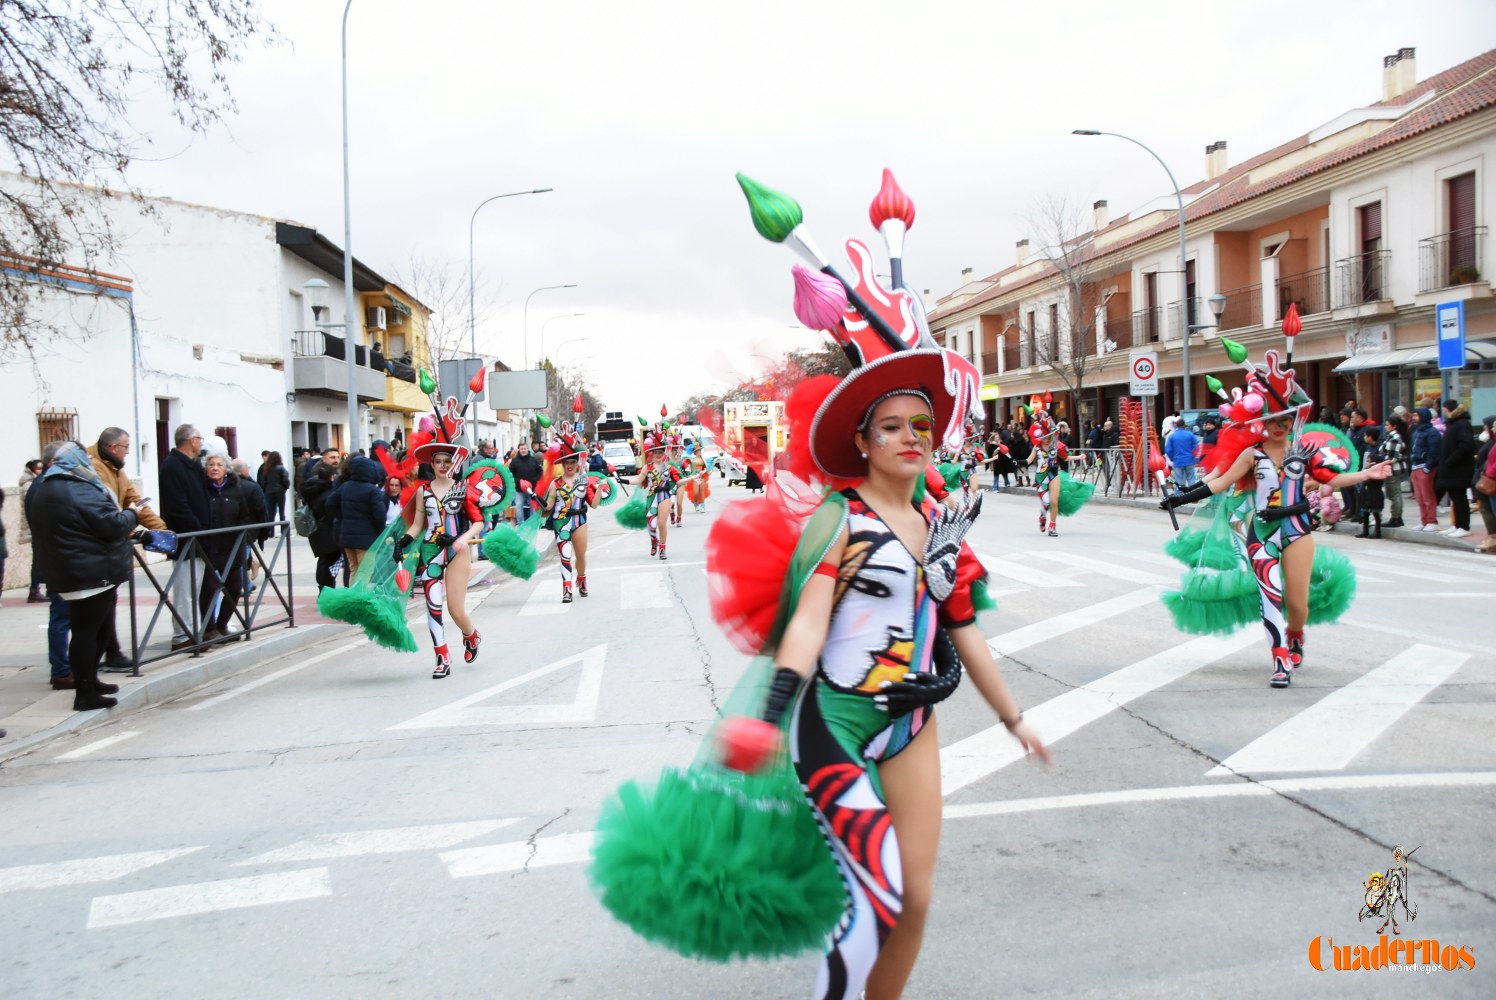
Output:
[790, 490, 978, 1000]
[548, 475, 589, 591]
[412, 479, 471, 655]
[643, 462, 679, 546]
[1229, 438, 1341, 671]
[1031, 427, 1065, 527]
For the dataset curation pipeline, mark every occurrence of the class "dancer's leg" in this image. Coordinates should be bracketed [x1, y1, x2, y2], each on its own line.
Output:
[444, 547, 474, 636]
[574, 523, 589, 579]
[1280, 535, 1313, 634]
[420, 573, 446, 649]
[865, 715, 941, 1000]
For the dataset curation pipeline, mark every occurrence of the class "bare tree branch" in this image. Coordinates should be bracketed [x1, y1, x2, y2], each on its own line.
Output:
[1023, 194, 1104, 430]
[391, 254, 501, 366]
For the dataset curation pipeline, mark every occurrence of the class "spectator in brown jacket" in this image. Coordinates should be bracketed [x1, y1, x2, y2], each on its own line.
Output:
[88, 427, 168, 670]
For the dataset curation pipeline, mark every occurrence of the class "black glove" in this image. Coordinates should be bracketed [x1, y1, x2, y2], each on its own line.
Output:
[760, 667, 803, 726]
[1160, 480, 1213, 510]
[392, 534, 410, 562]
[875, 631, 963, 716]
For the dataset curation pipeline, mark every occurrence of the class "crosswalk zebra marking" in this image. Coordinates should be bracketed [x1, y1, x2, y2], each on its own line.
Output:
[946, 628, 1261, 796]
[56, 730, 141, 760]
[974, 551, 1082, 587]
[0, 848, 205, 895]
[988, 588, 1160, 658]
[236, 819, 524, 865]
[1206, 644, 1471, 776]
[87, 868, 332, 928]
[442, 831, 596, 878]
[1038, 550, 1176, 586]
[518, 580, 570, 616]
[387, 644, 608, 730]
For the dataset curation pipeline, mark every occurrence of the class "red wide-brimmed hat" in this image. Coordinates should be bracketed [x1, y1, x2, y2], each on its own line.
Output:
[808, 349, 957, 479]
[642, 435, 667, 456]
[551, 432, 586, 463]
[410, 436, 470, 467]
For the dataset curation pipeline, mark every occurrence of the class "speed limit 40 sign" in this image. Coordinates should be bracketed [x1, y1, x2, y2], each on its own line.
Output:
[1130, 352, 1159, 396]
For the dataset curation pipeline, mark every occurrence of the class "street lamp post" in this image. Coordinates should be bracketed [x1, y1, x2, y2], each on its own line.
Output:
[468, 188, 554, 427]
[1073, 129, 1194, 410]
[340, 0, 359, 452]
[523, 284, 578, 369]
[539, 313, 586, 368]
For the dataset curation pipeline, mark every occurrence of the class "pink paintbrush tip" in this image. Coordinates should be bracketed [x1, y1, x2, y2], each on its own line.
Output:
[1282, 301, 1302, 338]
[868, 168, 916, 230]
[791, 265, 849, 332]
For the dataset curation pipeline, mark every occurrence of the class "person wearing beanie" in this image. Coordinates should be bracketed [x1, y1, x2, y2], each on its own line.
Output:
[1408, 407, 1442, 531]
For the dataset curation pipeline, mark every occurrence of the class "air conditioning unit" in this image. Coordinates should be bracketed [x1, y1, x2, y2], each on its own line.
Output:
[366, 307, 388, 331]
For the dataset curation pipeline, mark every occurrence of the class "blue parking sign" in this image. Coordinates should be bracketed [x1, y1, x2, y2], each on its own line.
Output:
[1436, 300, 1466, 370]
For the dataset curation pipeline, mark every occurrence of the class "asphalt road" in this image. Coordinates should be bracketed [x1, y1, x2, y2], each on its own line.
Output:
[2, 484, 1492, 999]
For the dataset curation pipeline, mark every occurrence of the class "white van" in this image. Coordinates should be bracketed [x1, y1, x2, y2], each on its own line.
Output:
[602, 441, 638, 476]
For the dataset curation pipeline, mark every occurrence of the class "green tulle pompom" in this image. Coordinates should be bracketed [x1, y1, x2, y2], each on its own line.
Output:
[589, 766, 846, 962]
[315, 587, 417, 652]
[482, 524, 540, 580]
[615, 488, 649, 530]
[1161, 567, 1259, 636]
[1164, 526, 1241, 570]
[972, 578, 998, 613]
[1056, 472, 1095, 517]
[938, 461, 965, 491]
[1308, 544, 1357, 624]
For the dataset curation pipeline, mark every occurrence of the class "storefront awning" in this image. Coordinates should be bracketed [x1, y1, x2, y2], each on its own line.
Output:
[1332, 339, 1496, 373]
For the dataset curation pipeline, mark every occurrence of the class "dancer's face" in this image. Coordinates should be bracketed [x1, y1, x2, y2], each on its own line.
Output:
[858, 395, 934, 480]
[1265, 416, 1292, 440]
[431, 453, 454, 476]
[562, 457, 579, 475]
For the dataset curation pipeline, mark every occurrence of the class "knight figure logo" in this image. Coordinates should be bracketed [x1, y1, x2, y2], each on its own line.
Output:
[1358, 844, 1418, 934]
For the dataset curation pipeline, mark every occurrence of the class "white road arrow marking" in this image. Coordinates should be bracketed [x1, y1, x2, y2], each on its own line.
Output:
[946, 629, 1260, 796]
[236, 818, 524, 865]
[442, 831, 596, 878]
[0, 847, 205, 895]
[387, 643, 608, 730]
[87, 869, 332, 928]
[1207, 644, 1471, 776]
[56, 730, 141, 760]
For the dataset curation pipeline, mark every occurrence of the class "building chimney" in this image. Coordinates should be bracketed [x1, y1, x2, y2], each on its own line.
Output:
[922, 288, 932, 309]
[1205, 141, 1229, 181]
[1093, 199, 1109, 231]
[1016, 239, 1029, 267]
[960, 267, 973, 286]
[1383, 47, 1417, 101]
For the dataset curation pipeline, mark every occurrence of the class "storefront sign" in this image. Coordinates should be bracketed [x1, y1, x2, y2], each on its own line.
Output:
[1344, 323, 1391, 356]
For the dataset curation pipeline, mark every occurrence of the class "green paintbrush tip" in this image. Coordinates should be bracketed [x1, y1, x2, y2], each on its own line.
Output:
[1220, 338, 1248, 365]
[418, 369, 437, 394]
[736, 173, 803, 243]
[1206, 375, 1224, 394]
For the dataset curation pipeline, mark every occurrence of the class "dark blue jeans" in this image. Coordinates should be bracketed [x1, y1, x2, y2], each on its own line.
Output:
[48, 592, 71, 679]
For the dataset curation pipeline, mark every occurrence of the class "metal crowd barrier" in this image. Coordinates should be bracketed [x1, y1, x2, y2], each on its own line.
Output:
[124, 520, 294, 676]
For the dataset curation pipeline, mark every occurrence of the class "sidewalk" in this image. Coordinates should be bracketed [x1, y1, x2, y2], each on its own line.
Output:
[0, 532, 525, 761]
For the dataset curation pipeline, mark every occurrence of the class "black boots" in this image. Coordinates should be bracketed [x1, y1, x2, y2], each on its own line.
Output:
[1358, 513, 1382, 538]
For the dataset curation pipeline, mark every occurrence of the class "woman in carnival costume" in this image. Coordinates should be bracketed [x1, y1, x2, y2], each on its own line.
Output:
[540, 432, 610, 603]
[635, 436, 680, 560]
[1159, 315, 1391, 688]
[590, 170, 1048, 1000]
[1026, 393, 1093, 536]
[683, 440, 712, 513]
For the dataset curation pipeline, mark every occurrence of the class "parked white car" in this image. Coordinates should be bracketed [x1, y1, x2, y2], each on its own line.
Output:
[602, 441, 638, 476]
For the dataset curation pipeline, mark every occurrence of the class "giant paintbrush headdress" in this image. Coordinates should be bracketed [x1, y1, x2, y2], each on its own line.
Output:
[737, 170, 983, 479]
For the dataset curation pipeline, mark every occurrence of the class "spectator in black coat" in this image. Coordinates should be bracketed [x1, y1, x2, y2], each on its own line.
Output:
[299, 462, 342, 591]
[259, 451, 291, 530]
[27, 442, 140, 710]
[326, 455, 387, 578]
[200, 455, 264, 641]
[159, 424, 212, 649]
[1436, 401, 1477, 536]
[508, 442, 543, 523]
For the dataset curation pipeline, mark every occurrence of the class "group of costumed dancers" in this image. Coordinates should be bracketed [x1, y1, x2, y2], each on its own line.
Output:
[312, 168, 1384, 998]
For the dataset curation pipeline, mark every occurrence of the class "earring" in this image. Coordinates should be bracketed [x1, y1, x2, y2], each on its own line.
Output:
[860, 451, 868, 458]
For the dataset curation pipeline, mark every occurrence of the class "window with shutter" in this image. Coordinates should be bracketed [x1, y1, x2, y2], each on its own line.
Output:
[1447, 173, 1477, 281]
[1357, 203, 1384, 301]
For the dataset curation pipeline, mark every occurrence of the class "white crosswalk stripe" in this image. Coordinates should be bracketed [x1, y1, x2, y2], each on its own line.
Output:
[237, 819, 523, 865]
[87, 869, 332, 928]
[518, 580, 570, 615]
[988, 588, 1160, 657]
[1038, 550, 1176, 585]
[441, 831, 596, 878]
[0, 848, 205, 895]
[974, 551, 1082, 588]
[1206, 644, 1471, 776]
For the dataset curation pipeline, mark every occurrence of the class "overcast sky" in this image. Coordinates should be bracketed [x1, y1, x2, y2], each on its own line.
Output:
[117, 0, 1495, 418]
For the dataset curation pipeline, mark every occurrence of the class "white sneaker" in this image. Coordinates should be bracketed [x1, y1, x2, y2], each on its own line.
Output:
[1421, 524, 1440, 532]
[1446, 527, 1470, 538]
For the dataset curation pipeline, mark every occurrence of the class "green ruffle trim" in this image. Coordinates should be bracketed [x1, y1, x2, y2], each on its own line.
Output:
[589, 766, 846, 962]
[315, 586, 417, 652]
[481, 521, 540, 580]
[614, 488, 649, 530]
[1056, 472, 1095, 517]
[1308, 545, 1357, 624]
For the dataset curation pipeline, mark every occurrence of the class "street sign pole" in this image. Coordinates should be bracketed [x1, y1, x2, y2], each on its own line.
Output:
[1130, 352, 1159, 494]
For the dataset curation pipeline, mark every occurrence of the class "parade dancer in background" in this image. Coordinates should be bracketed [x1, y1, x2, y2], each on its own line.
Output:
[542, 434, 607, 603]
[668, 438, 687, 527]
[1160, 322, 1390, 688]
[637, 436, 679, 560]
[1027, 395, 1066, 536]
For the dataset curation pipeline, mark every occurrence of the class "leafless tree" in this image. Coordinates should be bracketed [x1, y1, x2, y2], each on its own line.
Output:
[392, 254, 501, 366]
[532, 359, 602, 441]
[0, 0, 279, 360]
[1024, 194, 1106, 436]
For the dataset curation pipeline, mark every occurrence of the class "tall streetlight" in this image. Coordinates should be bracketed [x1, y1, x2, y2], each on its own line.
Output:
[468, 188, 553, 427]
[539, 313, 585, 367]
[1073, 129, 1194, 410]
[523, 284, 578, 369]
[339, 0, 359, 452]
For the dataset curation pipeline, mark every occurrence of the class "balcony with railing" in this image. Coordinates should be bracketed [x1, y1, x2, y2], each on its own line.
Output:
[291, 330, 387, 401]
[1334, 250, 1391, 308]
[981, 351, 999, 376]
[1419, 226, 1485, 293]
[1131, 307, 1162, 345]
[1003, 338, 1022, 372]
[1276, 266, 1330, 319]
[1218, 283, 1262, 331]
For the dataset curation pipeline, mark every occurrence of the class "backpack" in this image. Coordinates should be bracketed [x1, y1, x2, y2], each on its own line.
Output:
[293, 500, 317, 537]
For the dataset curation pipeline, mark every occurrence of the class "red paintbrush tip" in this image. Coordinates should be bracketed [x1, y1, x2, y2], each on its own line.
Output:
[1147, 450, 1167, 473]
[394, 567, 412, 593]
[1282, 301, 1302, 338]
[468, 367, 487, 394]
[868, 168, 916, 230]
[660, 403, 668, 417]
[717, 716, 780, 773]
[572, 391, 584, 414]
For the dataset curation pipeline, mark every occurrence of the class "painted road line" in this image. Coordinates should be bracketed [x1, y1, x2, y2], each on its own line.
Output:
[1346, 545, 1496, 577]
[944, 771, 1496, 820]
[620, 570, 673, 609]
[56, 730, 142, 760]
[237, 818, 524, 866]
[1037, 550, 1176, 586]
[946, 628, 1260, 797]
[0, 847, 205, 895]
[188, 641, 366, 711]
[1341, 616, 1491, 657]
[1206, 644, 1471, 776]
[388, 644, 608, 730]
[974, 551, 1081, 588]
[1345, 556, 1461, 583]
[592, 560, 706, 572]
[1359, 590, 1496, 599]
[87, 868, 332, 928]
[442, 831, 596, 879]
[988, 587, 1161, 658]
[518, 580, 570, 616]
